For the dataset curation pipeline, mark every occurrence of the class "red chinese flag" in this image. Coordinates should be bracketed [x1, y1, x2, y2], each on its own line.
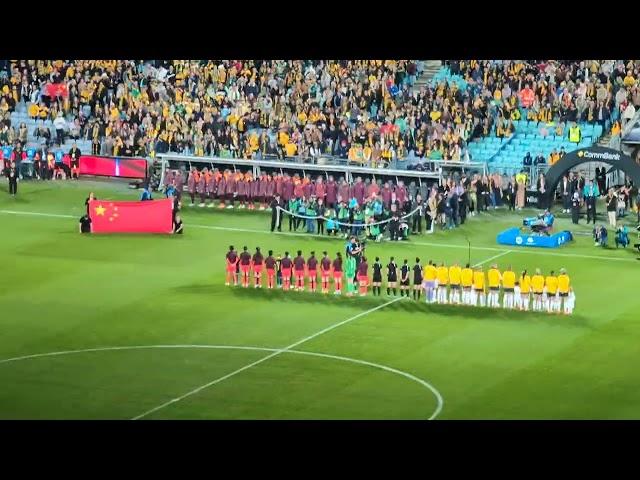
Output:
[89, 199, 173, 234]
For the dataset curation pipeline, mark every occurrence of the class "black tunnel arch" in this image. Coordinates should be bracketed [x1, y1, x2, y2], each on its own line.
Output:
[540, 146, 640, 208]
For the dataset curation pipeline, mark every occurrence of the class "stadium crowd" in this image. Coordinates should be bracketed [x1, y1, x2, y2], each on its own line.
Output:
[2, 59, 638, 168]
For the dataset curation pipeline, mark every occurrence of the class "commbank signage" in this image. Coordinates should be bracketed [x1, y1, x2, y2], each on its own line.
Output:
[576, 149, 621, 161]
[540, 145, 640, 208]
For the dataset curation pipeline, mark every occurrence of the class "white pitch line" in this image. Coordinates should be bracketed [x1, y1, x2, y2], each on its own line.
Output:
[0, 343, 443, 420]
[1, 209, 637, 263]
[0, 209, 75, 219]
[472, 250, 512, 268]
[130, 297, 404, 420]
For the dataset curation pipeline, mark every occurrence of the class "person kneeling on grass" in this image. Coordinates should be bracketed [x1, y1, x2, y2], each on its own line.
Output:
[615, 224, 629, 248]
[79, 214, 92, 233]
[172, 214, 183, 234]
[593, 225, 608, 247]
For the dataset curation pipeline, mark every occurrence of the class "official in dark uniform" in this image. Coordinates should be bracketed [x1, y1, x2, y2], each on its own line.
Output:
[386, 257, 398, 296]
[69, 143, 81, 179]
[270, 193, 283, 232]
[6, 161, 18, 196]
[571, 191, 580, 224]
[371, 257, 383, 296]
[584, 180, 599, 224]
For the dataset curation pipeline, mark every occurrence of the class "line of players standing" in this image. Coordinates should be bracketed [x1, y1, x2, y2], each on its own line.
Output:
[223, 242, 574, 314]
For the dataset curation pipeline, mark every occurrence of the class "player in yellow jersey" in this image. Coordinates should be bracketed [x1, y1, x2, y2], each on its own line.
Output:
[502, 265, 516, 310]
[423, 260, 438, 304]
[487, 264, 502, 308]
[448, 262, 462, 305]
[531, 268, 545, 311]
[557, 268, 571, 314]
[545, 270, 559, 314]
[436, 262, 449, 304]
[472, 267, 486, 307]
[460, 263, 474, 306]
[519, 270, 531, 311]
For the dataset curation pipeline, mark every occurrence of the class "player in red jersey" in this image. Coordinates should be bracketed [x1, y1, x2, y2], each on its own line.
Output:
[307, 251, 318, 292]
[251, 247, 264, 288]
[265, 250, 277, 289]
[357, 256, 369, 296]
[225, 245, 239, 286]
[280, 252, 293, 291]
[320, 251, 332, 294]
[293, 250, 306, 292]
[239, 246, 252, 288]
[332, 252, 343, 295]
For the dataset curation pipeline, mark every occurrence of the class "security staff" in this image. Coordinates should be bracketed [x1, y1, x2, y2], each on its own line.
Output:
[569, 122, 581, 143]
[583, 179, 599, 224]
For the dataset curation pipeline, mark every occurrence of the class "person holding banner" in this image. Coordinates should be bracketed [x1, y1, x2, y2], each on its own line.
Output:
[270, 194, 283, 232]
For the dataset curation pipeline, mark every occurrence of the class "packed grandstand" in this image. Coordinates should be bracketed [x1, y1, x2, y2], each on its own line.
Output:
[1, 60, 638, 218]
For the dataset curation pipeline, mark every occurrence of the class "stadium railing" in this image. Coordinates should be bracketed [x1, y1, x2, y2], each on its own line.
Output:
[155, 153, 488, 187]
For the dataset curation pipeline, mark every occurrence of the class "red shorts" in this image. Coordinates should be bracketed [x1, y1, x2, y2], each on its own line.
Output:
[240, 264, 251, 274]
[357, 275, 368, 284]
[282, 268, 292, 278]
[333, 271, 343, 279]
[307, 269, 317, 278]
[226, 264, 236, 273]
[321, 270, 331, 280]
[266, 268, 275, 277]
[253, 265, 263, 273]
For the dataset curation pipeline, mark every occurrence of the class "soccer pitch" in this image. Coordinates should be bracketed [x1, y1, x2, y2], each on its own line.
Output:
[0, 180, 638, 420]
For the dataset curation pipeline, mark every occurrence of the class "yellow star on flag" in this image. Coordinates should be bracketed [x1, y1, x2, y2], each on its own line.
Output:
[95, 204, 107, 216]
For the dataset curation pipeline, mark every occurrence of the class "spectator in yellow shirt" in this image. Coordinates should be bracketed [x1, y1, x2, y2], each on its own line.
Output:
[284, 141, 297, 157]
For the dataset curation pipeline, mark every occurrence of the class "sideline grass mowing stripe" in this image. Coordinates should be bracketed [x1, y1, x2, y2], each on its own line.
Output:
[131, 297, 403, 420]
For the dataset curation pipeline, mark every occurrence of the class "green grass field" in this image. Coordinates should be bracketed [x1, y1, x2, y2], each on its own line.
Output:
[0, 178, 639, 419]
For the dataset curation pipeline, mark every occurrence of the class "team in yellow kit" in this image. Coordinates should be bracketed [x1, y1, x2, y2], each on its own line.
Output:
[417, 262, 574, 314]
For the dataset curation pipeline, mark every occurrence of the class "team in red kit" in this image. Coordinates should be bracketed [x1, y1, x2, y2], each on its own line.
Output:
[225, 245, 354, 295]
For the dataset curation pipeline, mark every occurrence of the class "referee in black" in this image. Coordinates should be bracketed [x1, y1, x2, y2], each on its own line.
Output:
[6, 161, 18, 197]
[371, 257, 383, 296]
